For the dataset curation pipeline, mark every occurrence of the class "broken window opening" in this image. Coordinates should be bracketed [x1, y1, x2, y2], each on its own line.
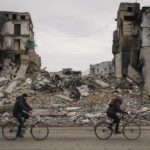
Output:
[4, 14, 8, 18]
[127, 7, 133, 12]
[0, 38, 3, 49]
[124, 16, 136, 21]
[0, 52, 4, 66]
[12, 14, 17, 20]
[15, 54, 20, 65]
[21, 15, 25, 20]
[14, 24, 21, 35]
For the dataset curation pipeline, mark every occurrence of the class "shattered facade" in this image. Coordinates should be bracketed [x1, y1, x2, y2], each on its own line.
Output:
[0, 11, 41, 79]
[113, 3, 150, 94]
[90, 61, 114, 76]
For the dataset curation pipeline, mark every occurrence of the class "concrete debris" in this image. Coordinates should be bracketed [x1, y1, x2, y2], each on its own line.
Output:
[77, 85, 89, 97]
[64, 107, 81, 111]
[5, 80, 18, 93]
[95, 79, 109, 88]
[56, 95, 74, 102]
[142, 107, 150, 112]
[1, 9, 150, 127]
[82, 119, 90, 124]
[25, 78, 32, 84]
[67, 112, 77, 117]
[2, 112, 9, 117]
[0, 73, 150, 126]
[0, 92, 4, 97]
[85, 113, 102, 118]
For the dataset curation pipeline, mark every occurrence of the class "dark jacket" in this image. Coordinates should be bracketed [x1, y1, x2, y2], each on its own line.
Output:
[107, 98, 124, 114]
[13, 96, 32, 114]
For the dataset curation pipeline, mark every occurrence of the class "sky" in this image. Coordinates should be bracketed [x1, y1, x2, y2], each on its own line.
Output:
[0, 0, 150, 73]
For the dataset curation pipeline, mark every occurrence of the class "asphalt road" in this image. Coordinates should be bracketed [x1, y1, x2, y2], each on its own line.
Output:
[0, 127, 150, 150]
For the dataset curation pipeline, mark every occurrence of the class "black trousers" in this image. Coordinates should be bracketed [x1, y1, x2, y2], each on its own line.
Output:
[107, 112, 120, 132]
[13, 112, 29, 134]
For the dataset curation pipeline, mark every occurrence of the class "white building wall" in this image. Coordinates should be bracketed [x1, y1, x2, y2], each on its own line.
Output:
[2, 21, 14, 35]
[90, 61, 114, 76]
[21, 22, 29, 35]
[3, 37, 13, 49]
[2, 37, 29, 50]
[1, 21, 30, 35]
[20, 38, 29, 50]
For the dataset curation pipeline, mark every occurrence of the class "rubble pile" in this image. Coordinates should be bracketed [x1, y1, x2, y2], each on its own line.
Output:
[0, 68, 150, 126]
[0, 9, 149, 127]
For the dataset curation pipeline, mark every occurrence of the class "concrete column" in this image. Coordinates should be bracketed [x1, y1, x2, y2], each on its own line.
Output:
[115, 53, 122, 78]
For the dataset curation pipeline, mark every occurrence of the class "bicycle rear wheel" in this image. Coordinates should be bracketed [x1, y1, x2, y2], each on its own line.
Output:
[2, 122, 18, 140]
[31, 122, 49, 140]
[123, 122, 141, 140]
[94, 122, 112, 140]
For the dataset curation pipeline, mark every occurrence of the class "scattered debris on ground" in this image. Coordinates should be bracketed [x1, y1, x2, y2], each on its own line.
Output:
[0, 68, 150, 126]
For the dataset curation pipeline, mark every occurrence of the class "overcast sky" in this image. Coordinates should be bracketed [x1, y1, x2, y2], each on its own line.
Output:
[0, 0, 150, 72]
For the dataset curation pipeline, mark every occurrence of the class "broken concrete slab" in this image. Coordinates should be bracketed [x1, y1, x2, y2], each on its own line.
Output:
[128, 65, 142, 84]
[95, 79, 109, 88]
[85, 112, 102, 118]
[77, 85, 89, 97]
[55, 94, 74, 102]
[5, 80, 18, 93]
[82, 119, 90, 123]
[25, 78, 32, 84]
[67, 112, 77, 117]
[141, 107, 150, 112]
[33, 109, 50, 116]
[0, 92, 4, 98]
[16, 64, 28, 79]
[64, 107, 81, 111]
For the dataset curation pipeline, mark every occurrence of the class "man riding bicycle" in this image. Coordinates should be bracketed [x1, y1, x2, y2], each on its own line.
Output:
[106, 95, 127, 134]
[13, 93, 32, 138]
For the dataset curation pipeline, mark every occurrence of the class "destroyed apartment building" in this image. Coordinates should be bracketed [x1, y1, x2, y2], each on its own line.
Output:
[0, 9, 150, 127]
[112, 3, 150, 94]
[0, 11, 41, 79]
[90, 61, 114, 76]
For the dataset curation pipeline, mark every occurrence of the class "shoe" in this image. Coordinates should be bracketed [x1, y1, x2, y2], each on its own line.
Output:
[115, 131, 122, 134]
[16, 133, 24, 138]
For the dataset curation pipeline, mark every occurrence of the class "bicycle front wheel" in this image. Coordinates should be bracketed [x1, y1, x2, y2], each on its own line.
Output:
[123, 122, 141, 140]
[94, 122, 112, 140]
[31, 122, 49, 140]
[2, 122, 18, 140]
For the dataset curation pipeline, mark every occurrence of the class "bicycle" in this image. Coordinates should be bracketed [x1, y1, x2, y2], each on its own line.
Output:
[2, 114, 49, 141]
[94, 113, 141, 140]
